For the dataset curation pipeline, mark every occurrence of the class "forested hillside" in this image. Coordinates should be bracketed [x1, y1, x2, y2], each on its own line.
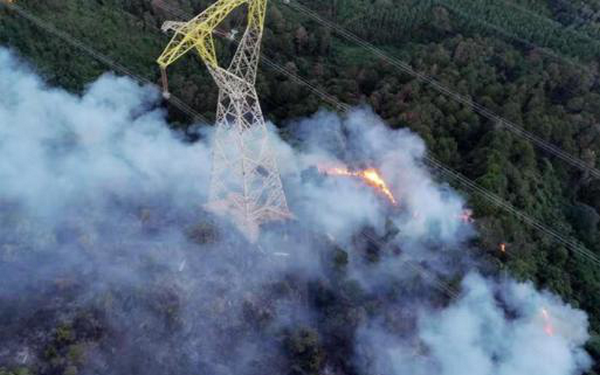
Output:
[1, 0, 600, 374]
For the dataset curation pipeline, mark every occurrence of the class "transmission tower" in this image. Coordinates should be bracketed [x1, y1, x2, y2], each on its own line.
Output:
[157, 0, 292, 242]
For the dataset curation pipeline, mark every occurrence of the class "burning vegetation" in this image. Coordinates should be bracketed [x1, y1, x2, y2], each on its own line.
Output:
[0, 50, 594, 375]
[319, 165, 398, 205]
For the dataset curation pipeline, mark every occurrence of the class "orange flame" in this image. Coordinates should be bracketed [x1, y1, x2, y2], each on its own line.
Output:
[499, 243, 506, 253]
[541, 308, 555, 336]
[320, 166, 397, 205]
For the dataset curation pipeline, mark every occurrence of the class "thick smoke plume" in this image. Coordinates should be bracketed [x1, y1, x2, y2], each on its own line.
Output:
[357, 273, 592, 375]
[0, 47, 592, 375]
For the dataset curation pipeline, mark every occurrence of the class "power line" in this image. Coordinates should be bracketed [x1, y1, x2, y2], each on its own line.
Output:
[155, 0, 600, 269]
[5, 1, 600, 300]
[155, 2, 464, 299]
[126, 0, 465, 302]
[423, 156, 600, 267]
[284, 0, 600, 181]
[0, 1, 209, 125]
[153, 0, 350, 113]
[0, 0, 465, 300]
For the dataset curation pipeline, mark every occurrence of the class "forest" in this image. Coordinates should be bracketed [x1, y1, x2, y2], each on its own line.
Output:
[1, 0, 600, 374]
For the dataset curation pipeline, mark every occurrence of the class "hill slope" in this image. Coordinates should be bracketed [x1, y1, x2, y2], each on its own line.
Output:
[1, 0, 600, 373]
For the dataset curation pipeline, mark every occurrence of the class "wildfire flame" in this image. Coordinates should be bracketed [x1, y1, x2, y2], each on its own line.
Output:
[500, 243, 506, 253]
[320, 166, 397, 205]
[541, 307, 555, 336]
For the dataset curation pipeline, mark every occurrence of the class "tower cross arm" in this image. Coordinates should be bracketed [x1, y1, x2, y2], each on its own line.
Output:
[156, 0, 290, 242]
[156, 0, 249, 69]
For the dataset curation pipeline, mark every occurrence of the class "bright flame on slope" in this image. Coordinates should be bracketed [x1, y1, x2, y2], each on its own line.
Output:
[541, 307, 555, 336]
[320, 166, 398, 205]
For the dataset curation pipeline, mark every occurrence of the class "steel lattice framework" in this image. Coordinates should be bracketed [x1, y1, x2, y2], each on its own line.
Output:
[157, 0, 291, 242]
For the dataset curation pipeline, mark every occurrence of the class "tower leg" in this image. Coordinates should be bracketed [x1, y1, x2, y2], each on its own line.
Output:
[206, 70, 291, 242]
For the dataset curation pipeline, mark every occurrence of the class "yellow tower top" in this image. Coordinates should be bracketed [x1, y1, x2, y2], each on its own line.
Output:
[157, 0, 266, 70]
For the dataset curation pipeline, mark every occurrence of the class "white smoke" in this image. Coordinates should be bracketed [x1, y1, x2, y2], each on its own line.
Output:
[0, 47, 593, 375]
[278, 108, 471, 247]
[358, 273, 592, 375]
[0, 48, 211, 218]
[0, 47, 467, 251]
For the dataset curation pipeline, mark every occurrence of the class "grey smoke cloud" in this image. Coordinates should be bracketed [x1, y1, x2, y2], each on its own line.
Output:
[0, 47, 592, 375]
[0, 48, 211, 218]
[0, 47, 467, 250]
[357, 273, 592, 375]
[279, 107, 471, 247]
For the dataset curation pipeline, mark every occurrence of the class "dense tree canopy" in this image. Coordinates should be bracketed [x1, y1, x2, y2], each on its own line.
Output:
[1, 0, 600, 374]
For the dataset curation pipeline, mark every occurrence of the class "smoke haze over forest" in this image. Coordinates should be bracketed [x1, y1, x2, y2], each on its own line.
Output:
[0, 46, 594, 375]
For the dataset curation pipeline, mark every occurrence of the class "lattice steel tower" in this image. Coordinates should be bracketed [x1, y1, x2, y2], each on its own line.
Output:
[157, 0, 291, 242]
